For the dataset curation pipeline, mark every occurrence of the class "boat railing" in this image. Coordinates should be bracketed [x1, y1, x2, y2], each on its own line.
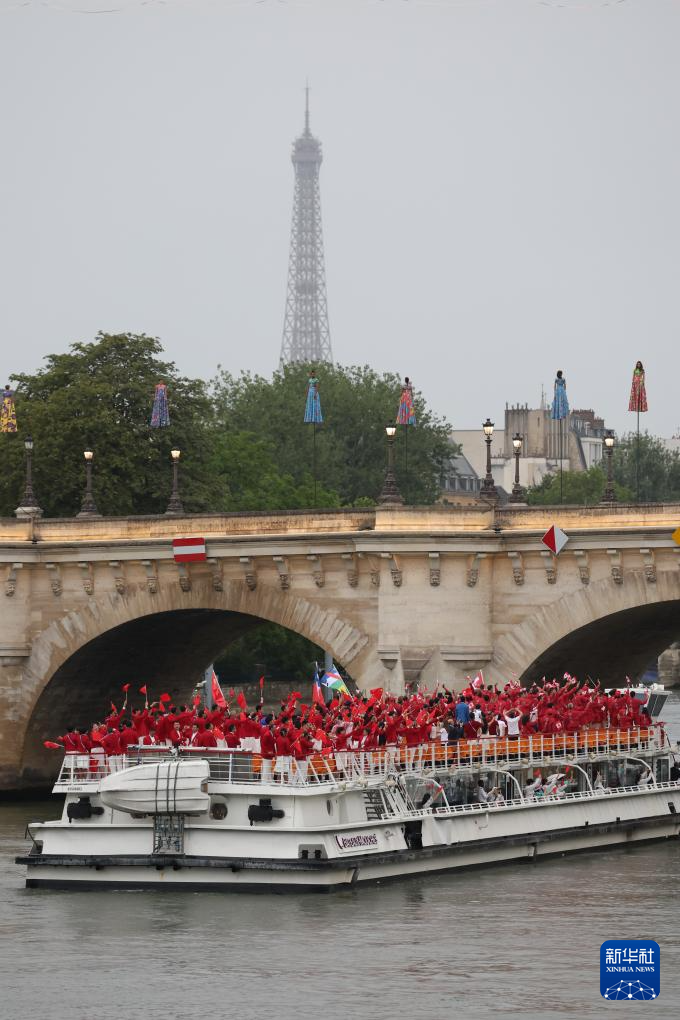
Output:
[419, 779, 680, 818]
[53, 726, 664, 790]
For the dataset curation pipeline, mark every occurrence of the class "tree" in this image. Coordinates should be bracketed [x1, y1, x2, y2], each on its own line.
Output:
[208, 431, 339, 511]
[0, 333, 222, 518]
[211, 363, 451, 505]
[0, 338, 451, 518]
[613, 432, 680, 503]
[214, 624, 324, 686]
[526, 466, 632, 506]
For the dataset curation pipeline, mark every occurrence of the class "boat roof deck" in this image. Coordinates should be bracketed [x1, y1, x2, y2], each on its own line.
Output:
[54, 727, 665, 792]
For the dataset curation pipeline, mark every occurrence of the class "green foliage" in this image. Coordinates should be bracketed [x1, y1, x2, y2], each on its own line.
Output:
[208, 430, 339, 511]
[214, 623, 323, 686]
[211, 362, 451, 506]
[0, 339, 451, 517]
[526, 466, 632, 506]
[0, 333, 222, 518]
[612, 432, 680, 502]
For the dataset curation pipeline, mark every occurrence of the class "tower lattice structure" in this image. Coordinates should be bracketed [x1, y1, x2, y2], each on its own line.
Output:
[279, 90, 333, 366]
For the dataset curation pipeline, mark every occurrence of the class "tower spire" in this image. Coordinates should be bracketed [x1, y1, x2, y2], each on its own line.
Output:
[279, 93, 333, 367]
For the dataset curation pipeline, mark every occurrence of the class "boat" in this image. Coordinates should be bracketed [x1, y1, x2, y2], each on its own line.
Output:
[16, 723, 680, 891]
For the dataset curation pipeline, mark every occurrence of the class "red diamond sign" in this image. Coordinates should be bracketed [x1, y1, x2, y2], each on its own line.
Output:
[542, 525, 569, 556]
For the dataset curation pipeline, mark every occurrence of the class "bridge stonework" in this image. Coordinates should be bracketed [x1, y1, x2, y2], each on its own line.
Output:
[1, 503, 680, 790]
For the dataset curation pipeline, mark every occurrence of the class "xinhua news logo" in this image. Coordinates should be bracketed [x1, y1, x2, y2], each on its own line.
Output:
[600, 940, 660, 1000]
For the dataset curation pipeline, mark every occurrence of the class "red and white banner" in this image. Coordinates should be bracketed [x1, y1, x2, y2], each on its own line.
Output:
[172, 537, 206, 563]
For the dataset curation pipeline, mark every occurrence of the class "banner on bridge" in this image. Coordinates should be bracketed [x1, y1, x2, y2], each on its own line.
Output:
[172, 537, 206, 562]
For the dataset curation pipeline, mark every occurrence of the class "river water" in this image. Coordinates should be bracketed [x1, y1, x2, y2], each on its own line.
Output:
[2, 697, 680, 1020]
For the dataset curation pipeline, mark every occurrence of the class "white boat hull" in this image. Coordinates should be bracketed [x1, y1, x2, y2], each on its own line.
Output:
[20, 785, 680, 891]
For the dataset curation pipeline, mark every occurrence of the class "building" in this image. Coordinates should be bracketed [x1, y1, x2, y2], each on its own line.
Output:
[451, 403, 609, 498]
[439, 451, 482, 505]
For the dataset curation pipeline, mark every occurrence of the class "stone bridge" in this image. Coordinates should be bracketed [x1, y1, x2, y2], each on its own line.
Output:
[2, 502, 680, 790]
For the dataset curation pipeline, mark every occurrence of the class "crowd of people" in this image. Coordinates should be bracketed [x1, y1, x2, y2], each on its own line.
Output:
[50, 674, 656, 769]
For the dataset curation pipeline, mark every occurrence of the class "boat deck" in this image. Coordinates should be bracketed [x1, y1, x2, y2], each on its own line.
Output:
[54, 726, 664, 792]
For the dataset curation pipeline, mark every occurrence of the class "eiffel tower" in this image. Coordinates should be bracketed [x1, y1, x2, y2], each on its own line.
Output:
[279, 89, 333, 366]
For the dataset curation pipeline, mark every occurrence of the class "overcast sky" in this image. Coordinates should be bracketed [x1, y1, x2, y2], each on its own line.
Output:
[1, 0, 678, 439]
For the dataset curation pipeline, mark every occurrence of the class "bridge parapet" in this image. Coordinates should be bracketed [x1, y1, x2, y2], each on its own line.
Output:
[2, 501, 679, 546]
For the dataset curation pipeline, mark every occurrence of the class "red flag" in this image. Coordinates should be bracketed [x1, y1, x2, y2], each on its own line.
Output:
[110, 702, 117, 712]
[43, 740, 61, 749]
[139, 685, 147, 695]
[471, 672, 484, 691]
[229, 688, 235, 700]
[159, 693, 171, 703]
[211, 671, 227, 709]
[312, 682, 325, 707]
[237, 691, 247, 711]
[192, 694, 201, 707]
[259, 675, 265, 690]
[122, 683, 130, 692]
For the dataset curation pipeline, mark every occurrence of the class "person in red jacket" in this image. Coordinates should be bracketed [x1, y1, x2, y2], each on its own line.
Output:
[193, 722, 218, 748]
[259, 724, 276, 782]
[274, 727, 292, 782]
[119, 722, 138, 753]
[292, 728, 314, 783]
[101, 727, 124, 771]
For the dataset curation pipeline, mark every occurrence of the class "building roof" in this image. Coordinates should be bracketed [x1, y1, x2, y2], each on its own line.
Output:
[447, 451, 480, 479]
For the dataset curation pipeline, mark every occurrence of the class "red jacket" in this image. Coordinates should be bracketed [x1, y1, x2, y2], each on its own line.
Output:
[260, 729, 276, 759]
[275, 735, 292, 756]
[101, 731, 122, 756]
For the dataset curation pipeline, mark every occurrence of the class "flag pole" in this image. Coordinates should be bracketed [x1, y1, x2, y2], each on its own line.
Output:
[404, 426, 408, 499]
[636, 403, 640, 503]
[559, 417, 563, 504]
[313, 422, 317, 506]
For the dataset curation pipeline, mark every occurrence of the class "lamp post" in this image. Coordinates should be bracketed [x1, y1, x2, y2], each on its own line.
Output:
[77, 449, 101, 518]
[165, 448, 184, 515]
[14, 434, 43, 519]
[508, 432, 525, 504]
[602, 430, 616, 504]
[378, 426, 403, 506]
[479, 418, 498, 503]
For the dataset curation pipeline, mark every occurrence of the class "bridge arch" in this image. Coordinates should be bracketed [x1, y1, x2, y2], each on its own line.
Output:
[18, 578, 376, 787]
[489, 568, 680, 686]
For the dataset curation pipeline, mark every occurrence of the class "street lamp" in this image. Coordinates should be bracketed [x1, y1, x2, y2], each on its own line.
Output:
[14, 434, 43, 519]
[378, 426, 403, 506]
[77, 449, 101, 518]
[508, 433, 525, 504]
[601, 430, 617, 504]
[479, 418, 498, 503]
[165, 448, 184, 515]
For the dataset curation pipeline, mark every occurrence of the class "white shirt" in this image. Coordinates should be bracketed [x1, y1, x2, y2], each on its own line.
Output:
[504, 712, 521, 736]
